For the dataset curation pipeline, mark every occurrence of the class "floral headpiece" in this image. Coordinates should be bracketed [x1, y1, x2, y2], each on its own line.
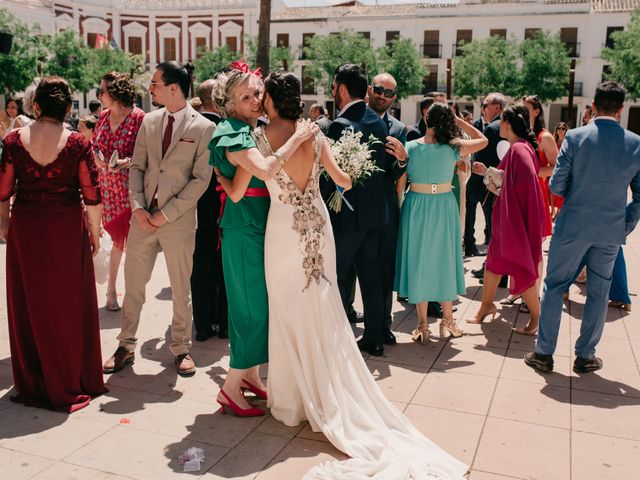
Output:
[230, 61, 262, 79]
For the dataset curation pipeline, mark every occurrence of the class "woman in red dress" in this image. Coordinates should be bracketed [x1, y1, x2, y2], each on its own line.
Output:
[93, 72, 145, 311]
[466, 104, 546, 336]
[0, 77, 107, 412]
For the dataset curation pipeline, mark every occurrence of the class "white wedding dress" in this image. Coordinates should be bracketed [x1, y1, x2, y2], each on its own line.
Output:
[255, 127, 468, 480]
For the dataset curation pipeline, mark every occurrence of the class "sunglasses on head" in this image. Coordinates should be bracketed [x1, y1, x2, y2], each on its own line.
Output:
[372, 85, 396, 98]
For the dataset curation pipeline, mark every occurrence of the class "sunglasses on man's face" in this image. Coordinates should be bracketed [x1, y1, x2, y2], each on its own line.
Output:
[482, 102, 497, 108]
[372, 85, 396, 98]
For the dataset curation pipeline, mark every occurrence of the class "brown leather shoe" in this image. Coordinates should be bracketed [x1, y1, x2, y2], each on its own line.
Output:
[103, 347, 135, 374]
[175, 353, 196, 377]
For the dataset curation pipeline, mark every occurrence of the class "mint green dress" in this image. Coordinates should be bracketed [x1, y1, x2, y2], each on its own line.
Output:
[209, 118, 270, 369]
[394, 141, 465, 303]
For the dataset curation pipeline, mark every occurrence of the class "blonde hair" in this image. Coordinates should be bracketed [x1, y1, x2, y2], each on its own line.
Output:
[210, 70, 259, 119]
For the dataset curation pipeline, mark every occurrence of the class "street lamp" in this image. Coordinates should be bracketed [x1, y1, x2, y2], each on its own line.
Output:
[0, 31, 13, 55]
[567, 58, 576, 127]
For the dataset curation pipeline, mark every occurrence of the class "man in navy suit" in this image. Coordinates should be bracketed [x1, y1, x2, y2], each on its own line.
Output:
[323, 64, 404, 356]
[526, 82, 640, 374]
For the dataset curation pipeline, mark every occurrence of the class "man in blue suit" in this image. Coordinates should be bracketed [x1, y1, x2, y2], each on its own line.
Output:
[322, 64, 405, 356]
[525, 82, 640, 374]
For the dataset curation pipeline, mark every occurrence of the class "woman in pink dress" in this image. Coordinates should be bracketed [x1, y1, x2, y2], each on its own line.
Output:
[0, 77, 107, 412]
[466, 103, 546, 335]
[93, 72, 144, 310]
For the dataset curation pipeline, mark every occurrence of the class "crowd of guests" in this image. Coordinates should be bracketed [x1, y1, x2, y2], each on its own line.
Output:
[0, 59, 639, 421]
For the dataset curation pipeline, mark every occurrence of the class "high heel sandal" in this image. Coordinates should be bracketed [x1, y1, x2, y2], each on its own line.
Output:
[411, 321, 430, 344]
[217, 388, 265, 417]
[241, 379, 268, 400]
[440, 317, 464, 338]
[499, 295, 521, 306]
[465, 303, 498, 324]
[106, 291, 120, 312]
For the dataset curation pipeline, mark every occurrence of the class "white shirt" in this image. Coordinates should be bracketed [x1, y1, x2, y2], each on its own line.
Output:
[337, 99, 365, 118]
[162, 104, 188, 141]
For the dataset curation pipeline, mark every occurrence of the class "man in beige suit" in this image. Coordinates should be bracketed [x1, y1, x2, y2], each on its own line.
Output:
[103, 62, 215, 376]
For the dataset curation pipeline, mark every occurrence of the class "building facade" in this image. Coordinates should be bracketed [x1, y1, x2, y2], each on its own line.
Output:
[3, 0, 640, 131]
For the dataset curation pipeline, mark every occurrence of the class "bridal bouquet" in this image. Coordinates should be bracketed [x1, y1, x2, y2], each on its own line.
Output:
[325, 127, 382, 213]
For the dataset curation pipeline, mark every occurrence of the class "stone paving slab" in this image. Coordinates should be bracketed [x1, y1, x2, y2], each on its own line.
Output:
[1, 215, 640, 480]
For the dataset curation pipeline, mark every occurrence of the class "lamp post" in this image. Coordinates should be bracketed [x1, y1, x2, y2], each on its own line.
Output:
[446, 58, 452, 99]
[567, 58, 576, 127]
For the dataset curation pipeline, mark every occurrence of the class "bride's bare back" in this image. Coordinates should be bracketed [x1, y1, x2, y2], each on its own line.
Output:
[264, 122, 316, 193]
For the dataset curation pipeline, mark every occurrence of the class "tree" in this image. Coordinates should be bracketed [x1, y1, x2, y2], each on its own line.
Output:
[193, 45, 237, 83]
[246, 37, 293, 72]
[0, 7, 50, 93]
[304, 31, 378, 92]
[453, 35, 519, 99]
[602, 9, 640, 100]
[256, 0, 271, 75]
[519, 30, 571, 102]
[87, 47, 143, 86]
[44, 30, 94, 93]
[377, 38, 427, 100]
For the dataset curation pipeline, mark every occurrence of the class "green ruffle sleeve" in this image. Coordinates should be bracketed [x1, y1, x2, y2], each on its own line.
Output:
[208, 118, 257, 168]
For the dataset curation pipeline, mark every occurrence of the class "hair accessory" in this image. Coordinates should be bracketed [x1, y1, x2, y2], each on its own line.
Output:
[229, 61, 263, 79]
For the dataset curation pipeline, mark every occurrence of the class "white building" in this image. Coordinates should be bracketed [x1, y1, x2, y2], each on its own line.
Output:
[3, 0, 640, 132]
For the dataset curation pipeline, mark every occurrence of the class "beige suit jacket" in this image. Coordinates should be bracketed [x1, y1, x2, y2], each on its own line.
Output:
[129, 103, 214, 226]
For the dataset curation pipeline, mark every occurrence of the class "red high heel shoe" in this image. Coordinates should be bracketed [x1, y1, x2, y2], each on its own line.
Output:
[241, 379, 268, 400]
[217, 389, 265, 417]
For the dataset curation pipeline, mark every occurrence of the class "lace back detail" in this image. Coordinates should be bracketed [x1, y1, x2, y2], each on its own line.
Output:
[256, 127, 330, 291]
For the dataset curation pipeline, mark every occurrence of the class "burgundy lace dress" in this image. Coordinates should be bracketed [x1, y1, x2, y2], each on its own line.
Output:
[0, 130, 108, 412]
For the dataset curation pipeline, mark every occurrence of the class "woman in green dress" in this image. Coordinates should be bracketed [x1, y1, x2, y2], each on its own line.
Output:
[209, 68, 316, 417]
[394, 103, 487, 343]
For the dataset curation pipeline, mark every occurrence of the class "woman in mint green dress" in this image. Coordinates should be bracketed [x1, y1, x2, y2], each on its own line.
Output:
[395, 103, 487, 343]
[208, 68, 317, 417]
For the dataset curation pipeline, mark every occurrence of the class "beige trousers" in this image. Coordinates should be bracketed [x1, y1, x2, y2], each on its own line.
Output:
[117, 215, 196, 356]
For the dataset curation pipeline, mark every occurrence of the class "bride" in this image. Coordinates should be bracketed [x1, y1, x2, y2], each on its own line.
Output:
[217, 71, 468, 480]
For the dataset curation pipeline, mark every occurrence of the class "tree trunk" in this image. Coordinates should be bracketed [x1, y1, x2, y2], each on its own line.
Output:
[256, 0, 271, 75]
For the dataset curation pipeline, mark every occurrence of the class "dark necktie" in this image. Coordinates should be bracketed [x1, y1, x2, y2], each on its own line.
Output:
[162, 114, 174, 158]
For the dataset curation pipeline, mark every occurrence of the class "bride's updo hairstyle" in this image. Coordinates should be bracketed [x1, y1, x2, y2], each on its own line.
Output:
[210, 68, 256, 119]
[264, 72, 304, 120]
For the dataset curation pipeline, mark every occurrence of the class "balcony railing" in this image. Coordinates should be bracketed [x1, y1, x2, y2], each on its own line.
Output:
[564, 41, 580, 58]
[421, 43, 442, 58]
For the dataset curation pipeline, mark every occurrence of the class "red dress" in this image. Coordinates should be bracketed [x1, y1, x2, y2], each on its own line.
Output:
[0, 130, 108, 412]
[486, 141, 546, 295]
[536, 130, 553, 237]
[92, 107, 144, 250]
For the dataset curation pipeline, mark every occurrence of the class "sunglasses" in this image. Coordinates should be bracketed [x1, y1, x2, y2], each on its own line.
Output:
[372, 85, 396, 98]
[482, 102, 497, 108]
[557, 127, 567, 131]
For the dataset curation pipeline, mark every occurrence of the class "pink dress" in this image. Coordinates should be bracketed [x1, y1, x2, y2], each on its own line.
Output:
[486, 141, 546, 295]
[92, 107, 144, 250]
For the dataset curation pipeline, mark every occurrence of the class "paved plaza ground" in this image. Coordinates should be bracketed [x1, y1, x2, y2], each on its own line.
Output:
[2, 220, 640, 480]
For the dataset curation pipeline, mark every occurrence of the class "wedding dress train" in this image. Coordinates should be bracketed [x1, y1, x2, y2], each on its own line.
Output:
[256, 127, 468, 480]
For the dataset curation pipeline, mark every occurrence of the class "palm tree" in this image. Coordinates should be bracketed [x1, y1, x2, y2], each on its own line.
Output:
[256, 0, 271, 75]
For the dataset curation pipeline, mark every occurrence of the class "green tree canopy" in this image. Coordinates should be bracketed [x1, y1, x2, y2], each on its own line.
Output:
[193, 45, 237, 83]
[453, 35, 519, 99]
[245, 37, 294, 72]
[43, 30, 94, 93]
[0, 7, 50, 93]
[602, 9, 640, 101]
[518, 30, 571, 102]
[304, 31, 378, 92]
[87, 47, 144, 86]
[377, 39, 427, 100]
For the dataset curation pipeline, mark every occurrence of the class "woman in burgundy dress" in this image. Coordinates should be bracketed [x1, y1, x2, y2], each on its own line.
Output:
[0, 77, 107, 412]
[93, 72, 144, 311]
[466, 104, 546, 335]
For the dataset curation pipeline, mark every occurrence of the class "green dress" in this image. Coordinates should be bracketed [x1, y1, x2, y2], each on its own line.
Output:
[394, 141, 465, 303]
[209, 118, 270, 369]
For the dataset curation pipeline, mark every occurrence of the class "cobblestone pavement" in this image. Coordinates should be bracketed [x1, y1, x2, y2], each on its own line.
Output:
[1, 218, 640, 480]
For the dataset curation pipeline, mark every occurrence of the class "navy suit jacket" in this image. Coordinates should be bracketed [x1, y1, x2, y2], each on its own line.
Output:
[323, 101, 396, 232]
[551, 118, 640, 245]
[468, 115, 502, 202]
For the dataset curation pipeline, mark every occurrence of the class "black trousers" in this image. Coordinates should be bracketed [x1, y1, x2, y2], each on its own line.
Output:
[464, 194, 494, 251]
[190, 228, 228, 334]
[335, 229, 384, 344]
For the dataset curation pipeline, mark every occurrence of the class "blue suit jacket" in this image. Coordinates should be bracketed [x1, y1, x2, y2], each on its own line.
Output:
[551, 118, 640, 245]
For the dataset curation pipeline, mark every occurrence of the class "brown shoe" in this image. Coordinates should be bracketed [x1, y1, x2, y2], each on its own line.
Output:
[175, 353, 196, 377]
[103, 347, 135, 374]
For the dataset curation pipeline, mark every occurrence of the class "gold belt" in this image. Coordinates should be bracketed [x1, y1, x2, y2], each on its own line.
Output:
[409, 183, 452, 194]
